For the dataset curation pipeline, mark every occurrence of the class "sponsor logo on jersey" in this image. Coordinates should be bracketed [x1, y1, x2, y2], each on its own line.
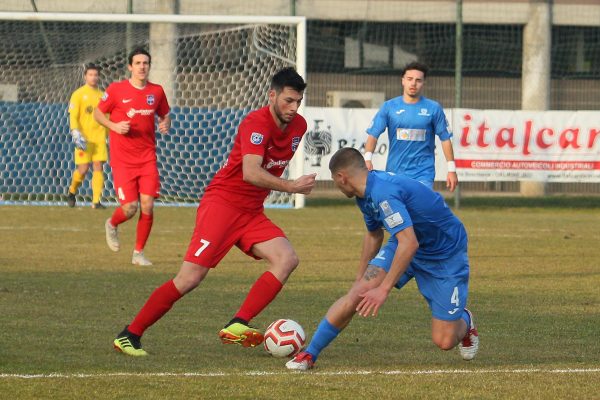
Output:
[397, 128, 426, 141]
[83, 95, 88, 100]
[418, 108, 430, 116]
[122, 98, 132, 103]
[69, 103, 74, 110]
[384, 212, 404, 228]
[395, 109, 405, 115]
[264, 159, 289, 169]
[374, 250, 386, 260]
[291, 136, 301, 152]
[379, 200, 394, 217]
[448, 307, 460, 315]
[304, 119, 332, 166]
[126, 108, 154, 118]
[146, 94, 154, 105]
[251, 132, 264, 145]
[101, 92, 108, 101]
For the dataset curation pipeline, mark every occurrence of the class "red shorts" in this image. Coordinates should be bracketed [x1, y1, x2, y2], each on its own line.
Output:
[184, 201, 286, 268]
[111, 162, 160, 205]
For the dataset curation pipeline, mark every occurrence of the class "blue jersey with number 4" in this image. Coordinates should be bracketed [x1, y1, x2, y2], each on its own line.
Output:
[367, 96, 452, 183]
[356, 171, 467, 260]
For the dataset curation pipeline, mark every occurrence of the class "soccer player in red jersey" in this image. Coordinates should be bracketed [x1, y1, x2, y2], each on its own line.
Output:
[94, 48, 171, 266]
[113, 67, 316, 356]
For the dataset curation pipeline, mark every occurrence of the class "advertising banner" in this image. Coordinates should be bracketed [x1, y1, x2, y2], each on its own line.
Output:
[303, 107, 600, 182]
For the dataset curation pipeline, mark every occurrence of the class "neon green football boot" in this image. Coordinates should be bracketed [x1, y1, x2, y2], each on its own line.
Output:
[113, 326, 148, 357]
[218, 320, 264, 348]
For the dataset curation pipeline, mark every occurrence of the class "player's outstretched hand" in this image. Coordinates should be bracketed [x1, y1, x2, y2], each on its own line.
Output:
[446, 172, 458, 192]
[113, 120, 130, 135]
[290, 173, 317, 195]
[365, 160, 374, 171]
[158, 116, 171, 134]
[356, 286, 389, 317]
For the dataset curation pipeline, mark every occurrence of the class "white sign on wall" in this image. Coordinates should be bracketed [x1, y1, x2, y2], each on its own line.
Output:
[302, 107, 600, 182]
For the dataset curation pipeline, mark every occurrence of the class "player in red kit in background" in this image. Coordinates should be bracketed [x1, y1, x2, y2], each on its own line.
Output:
[94, 48, 171, 266]
[113, 67, 316, 356]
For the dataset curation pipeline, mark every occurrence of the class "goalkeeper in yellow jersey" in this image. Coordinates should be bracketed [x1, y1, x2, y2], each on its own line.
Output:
[66, 64, 109, 209]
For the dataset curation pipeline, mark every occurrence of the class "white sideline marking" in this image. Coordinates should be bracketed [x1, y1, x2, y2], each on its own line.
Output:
[1, 368, 599, 379]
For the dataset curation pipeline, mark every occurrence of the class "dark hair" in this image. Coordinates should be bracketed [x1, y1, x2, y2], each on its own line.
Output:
[329, 147, 367, 173]
[84, 64, 99, 74]
[402, 61, 429, 79]
[128, 48, 151, 65]
[270, 67, 307, 93]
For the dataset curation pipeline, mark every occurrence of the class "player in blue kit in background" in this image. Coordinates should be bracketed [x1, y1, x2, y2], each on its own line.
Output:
[364, 62, 458, 192]
[286, 147, 478, 371]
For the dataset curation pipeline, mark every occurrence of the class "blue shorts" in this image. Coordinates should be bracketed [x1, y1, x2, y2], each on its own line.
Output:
[417, 180, 434, 189]
[369, 239, 469, 321]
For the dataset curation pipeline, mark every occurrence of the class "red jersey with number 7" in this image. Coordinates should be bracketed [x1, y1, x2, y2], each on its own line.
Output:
[203, 106, 307, 213]
[97, 79, 170, 168]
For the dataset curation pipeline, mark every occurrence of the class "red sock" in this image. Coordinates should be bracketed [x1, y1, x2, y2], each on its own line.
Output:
[235, 271, 283, 323]
[110, 207, 129, 227]
[135, 212, 153, 252]
[128, 280, 182, 336]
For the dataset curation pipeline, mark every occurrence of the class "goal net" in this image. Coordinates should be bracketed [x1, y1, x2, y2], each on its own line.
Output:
[0, 12, 306, 208]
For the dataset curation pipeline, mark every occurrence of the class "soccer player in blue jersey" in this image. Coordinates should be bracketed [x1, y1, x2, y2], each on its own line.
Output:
[364, 62, 458, 191]
[286, 147, 478, 371]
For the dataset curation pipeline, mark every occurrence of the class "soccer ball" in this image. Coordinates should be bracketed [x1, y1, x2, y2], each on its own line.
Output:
[263, 319, 306, 358]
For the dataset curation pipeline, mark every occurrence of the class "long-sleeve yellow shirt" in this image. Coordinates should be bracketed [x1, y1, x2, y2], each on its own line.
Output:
[68, 84, 107, 144]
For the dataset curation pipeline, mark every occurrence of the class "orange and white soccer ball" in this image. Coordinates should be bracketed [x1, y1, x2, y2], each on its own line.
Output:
[263, 319, 306, 358]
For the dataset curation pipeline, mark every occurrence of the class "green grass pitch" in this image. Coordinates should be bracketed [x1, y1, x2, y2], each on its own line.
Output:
[0, 199, 599, 399]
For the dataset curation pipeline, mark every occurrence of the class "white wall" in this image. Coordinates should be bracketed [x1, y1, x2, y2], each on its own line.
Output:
[3, 1, 600, 26]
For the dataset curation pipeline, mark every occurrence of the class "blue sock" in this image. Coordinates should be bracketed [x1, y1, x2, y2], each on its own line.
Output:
[461, 309, 471, 329]
[306, 318, 341, 362]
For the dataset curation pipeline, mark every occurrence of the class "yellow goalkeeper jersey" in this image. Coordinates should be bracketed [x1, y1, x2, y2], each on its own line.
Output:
[68, 84, 107, 143]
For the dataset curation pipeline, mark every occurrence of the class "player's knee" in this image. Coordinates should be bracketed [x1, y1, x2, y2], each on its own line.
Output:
[173, 273, 203, 294]
[284, 251, 299, 271]
[177, 278, 200, 294]
[78, 165, 89, 175]
[122, 203, 138, 218]
[347, 282, 368, 303]
[140, 200, 154, 214]
[272, 249, 299, 274]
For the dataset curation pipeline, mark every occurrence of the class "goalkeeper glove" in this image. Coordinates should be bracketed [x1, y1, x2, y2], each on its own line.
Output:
[70, 129, 87, 151]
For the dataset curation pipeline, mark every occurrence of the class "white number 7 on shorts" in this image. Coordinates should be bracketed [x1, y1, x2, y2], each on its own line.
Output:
[194, 238, 211, 257]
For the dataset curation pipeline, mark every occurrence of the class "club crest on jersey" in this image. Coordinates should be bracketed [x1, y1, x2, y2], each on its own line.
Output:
[291, 136, 301, 152]
[379, 200, 394, 217]
[251, 132, 264, 145]
[418, 108, 430, 116]
[146, 94, 155, 105]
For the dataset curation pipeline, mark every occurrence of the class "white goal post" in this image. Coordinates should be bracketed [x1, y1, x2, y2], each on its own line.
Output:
[0, 12, 307, 208]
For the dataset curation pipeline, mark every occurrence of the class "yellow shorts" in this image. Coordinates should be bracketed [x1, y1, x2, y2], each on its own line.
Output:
[74, 141, 108, 165]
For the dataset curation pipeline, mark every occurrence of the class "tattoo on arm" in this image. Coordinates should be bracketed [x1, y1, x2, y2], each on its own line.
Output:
[363, 265, 380, 281]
